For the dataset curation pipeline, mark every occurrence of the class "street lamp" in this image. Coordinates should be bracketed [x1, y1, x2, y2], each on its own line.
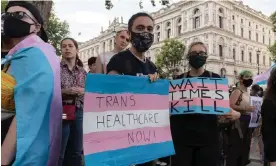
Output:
[257, 49, 260, 75]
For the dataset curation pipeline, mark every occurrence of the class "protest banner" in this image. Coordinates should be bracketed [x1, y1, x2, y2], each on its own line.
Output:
[83, 74, 175, 166]
[249, 96, 263, 128]
[169, 77, 230, 115]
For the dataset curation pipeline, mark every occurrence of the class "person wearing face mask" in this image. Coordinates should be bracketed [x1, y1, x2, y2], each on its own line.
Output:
[170, 42, 241, 166]
[96, 28, 130, 74]
[226, 70, 255, 166]
[1, 1, 62, 166]
[107, 12, 158, 166]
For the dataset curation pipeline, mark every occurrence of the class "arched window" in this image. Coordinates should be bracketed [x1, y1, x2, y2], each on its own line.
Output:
[177, 17, 182, 35]
[218, 8, 224, 28]
[218, 37, 224, 57]
[249, 52, 252, 63]
[241, 50, 244, 61]
[166, 22, 171, 38]
[241, 28, 244, 37]
[193, 8, 200, 29]
[249, 31, 251, 40]
[155, 25, 160, 42]
[103, 42, 106, 53]
[263, 55, 265, 65]
[256, 33, 259, 42]
[220, 68, 226, 77]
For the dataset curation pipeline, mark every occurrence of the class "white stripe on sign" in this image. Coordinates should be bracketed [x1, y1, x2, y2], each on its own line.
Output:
[169, 90, 229, 101]
[83, 109, 170, 134]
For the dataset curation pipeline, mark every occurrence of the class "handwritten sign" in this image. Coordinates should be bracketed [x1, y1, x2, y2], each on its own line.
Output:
[249, 96, 263, 128]
[169, 77, 230, 115]
[83, 74, 175, 166]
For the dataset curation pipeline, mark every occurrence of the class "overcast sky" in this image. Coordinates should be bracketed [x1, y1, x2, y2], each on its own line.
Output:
[53, 0, 276, 42]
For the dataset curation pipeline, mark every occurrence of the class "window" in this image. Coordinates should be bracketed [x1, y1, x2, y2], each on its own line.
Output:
[263, 36, 265, 44]
[249, 22, 251, 26]
[269, 30, 271, 34]
[269, 38, 271, 45]
[193, 8, 200, 29]
[232, 15, 235, 20]
[167, 29, 171, 38]
[256, 25, 258, 29]
[241, 28, 244, 37]
[219, 45, 223, 57]
[263, 56, 265, 65]
[219, 16, 223, 28]
[233, 48, 236, 60]
[241, 50, 244, 61]
[249, 52, 252, 63]
[109, 40, 112, 51]
[263, 28, 264, 32]
[157, 32, 160, 42]
[194, 17, 200, 29]
[256, 33, 258, 42]
[178, 25, 182, 35]
[233, 25, 235, 33]
[241, 19, 243, 23]
[249, 31, 251, 40]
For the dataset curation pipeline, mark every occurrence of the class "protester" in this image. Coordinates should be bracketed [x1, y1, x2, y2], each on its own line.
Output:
[1, 12, 13, 70]
[250, 84, 261, 97]
[227, 70, 255, 166]
[261, 68, 276, 166]
[170, 42, 240, 166]
[96, 28, 129, 73]
[59, 38, 86, 166]
[259, 87, 264, 98]
[1, 1, 62, 165]
[107, 12, 158, 166]
[88, 56, 97, 73]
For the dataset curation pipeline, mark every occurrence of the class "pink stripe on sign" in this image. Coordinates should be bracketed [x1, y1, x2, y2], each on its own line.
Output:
[83, 126, 172, 155]
[83, 93, 169, 113]
[170, 98, 229, 108]
[169, 83, 228, 92]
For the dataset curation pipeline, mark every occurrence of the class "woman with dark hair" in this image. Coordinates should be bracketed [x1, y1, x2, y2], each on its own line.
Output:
[59, 37, 86, 166]
[261, 68, 276, 166]
[170, 42, 240, 166]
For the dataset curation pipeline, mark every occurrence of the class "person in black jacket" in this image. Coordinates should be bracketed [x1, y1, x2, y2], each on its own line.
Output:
[261, 67, 276, 166]
[170, 42, 240, 166]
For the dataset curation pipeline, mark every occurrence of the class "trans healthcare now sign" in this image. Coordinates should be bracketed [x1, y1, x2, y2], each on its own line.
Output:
[83, 74, 175, 166]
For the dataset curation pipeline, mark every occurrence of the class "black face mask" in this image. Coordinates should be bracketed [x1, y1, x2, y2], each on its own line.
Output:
[4, 17, 33, 38]
[243, 79, 253, 87]
[188, 55, 207, 69]
[130, 31, 153, 53]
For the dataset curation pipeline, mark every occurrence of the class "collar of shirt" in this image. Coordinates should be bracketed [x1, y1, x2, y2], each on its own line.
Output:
[60, 60, 82, 71]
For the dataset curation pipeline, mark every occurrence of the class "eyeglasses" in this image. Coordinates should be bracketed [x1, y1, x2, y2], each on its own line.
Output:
[188, 51, 207, 57]
[2, 11, 37, 24]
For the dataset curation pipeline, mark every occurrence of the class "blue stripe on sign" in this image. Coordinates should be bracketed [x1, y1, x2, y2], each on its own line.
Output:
[170, 106, 230, 115]
[170, 77, 228, 87]
[85, 74, 169, 95]
[256, 80, 267, 85]
[85, 141, 175, 166]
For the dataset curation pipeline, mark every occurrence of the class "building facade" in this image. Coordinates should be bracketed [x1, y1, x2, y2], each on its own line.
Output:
[79, 0, 275, 84]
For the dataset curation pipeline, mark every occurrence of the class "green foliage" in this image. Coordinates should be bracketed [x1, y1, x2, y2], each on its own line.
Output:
[268, 41, 276, 62]
[270, 11, 276, 32]
[47, 12, 70, 56]
[1, 1, 8, 12]
[156, 39, 186, 78]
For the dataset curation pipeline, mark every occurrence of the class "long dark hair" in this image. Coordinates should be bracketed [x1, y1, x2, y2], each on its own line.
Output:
[61, 37, 83, 67]
[265, 67, 276, 104]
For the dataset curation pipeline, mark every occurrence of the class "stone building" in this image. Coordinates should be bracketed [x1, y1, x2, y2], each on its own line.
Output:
[78, 0, 275, 84]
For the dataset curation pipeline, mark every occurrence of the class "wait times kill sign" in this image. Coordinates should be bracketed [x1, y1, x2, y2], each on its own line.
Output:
[169, 77, 230, 115]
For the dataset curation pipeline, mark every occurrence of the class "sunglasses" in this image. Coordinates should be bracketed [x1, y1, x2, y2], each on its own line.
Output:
[188, 51, 207, 57]
[2, 11, 37, 24]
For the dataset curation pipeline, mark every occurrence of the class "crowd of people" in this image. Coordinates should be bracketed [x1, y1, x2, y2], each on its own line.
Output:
[1, 1, 276, 166]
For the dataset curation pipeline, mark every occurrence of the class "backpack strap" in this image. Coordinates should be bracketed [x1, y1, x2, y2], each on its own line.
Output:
[235, 88, 244, 106]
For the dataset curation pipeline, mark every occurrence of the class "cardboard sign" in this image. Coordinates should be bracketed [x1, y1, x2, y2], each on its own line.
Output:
[249, 96, 263, 128]
[169, 77, 230, 115]
[83, 74, 175, 166]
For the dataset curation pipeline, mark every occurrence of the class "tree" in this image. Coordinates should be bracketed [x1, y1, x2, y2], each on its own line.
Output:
[156, 39, 186, 78]
[270, 11, 276, 32]
[269, 42, 276, 62]
[1, 1, 8, 12]
[29, 1, 53, 30]
[105, 0, 169, 10]
[47, 12, 70, 56]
